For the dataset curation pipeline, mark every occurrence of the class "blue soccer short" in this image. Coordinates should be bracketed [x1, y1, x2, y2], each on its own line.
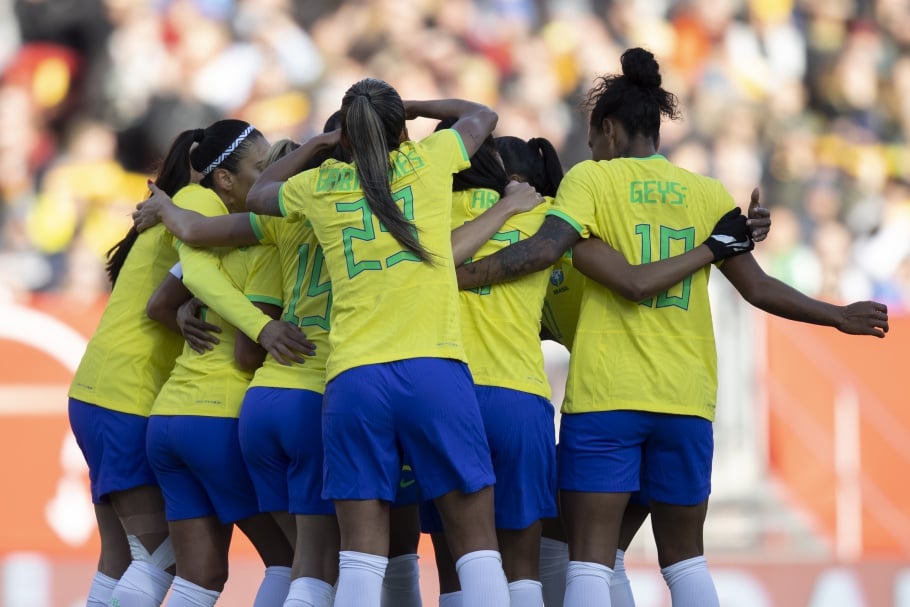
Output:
[422, 385, 556, 532]
[68, 398, 159, 503]
[322, 358, 494, 503]
[239, 386, 334, 516]
[558, 410, 713, 506]
[146, 414, 261, 523]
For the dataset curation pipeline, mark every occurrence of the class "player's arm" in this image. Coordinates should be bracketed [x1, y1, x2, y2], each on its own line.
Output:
[247, 131, 342, 217]
[572, 207, 755, 301]
[134, 182, 258, 246]
[179, 245, 317, 362]
[451, 181, 544, 265]
[572, 238, 714, 302]
[720, 253, 889, 337]
[403, 98, 497, 157]
[456, 215, 580, 289]
[235, 302, 282, 371]
[146, 266, 221, 352]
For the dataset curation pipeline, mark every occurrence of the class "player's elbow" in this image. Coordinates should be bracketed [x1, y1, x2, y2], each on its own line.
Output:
[146, 292, 169, 324]
[618, 282, 649, 303]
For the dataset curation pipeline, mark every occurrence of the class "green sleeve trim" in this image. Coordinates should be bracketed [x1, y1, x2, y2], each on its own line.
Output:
[278, 183, 288, 217]
[249, 214, 265, 242]
[450, 129, 469, 162]
[546, 209, 585, 235]
[247, 294, 283, 307]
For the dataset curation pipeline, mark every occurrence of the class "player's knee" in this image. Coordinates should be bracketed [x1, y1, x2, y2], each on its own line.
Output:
[127, 535, 176, 570]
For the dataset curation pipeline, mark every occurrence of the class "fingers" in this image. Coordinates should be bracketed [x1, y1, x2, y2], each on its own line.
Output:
[259, 321, 317, 365]
[748, 187, 760, 215]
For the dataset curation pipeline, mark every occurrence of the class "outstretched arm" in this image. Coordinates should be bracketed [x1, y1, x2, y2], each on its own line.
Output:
[247, 130, 341, 217]
[134, 183, 257, 246]
[403, 99, 497, 157]
[720, 253, 889, 337]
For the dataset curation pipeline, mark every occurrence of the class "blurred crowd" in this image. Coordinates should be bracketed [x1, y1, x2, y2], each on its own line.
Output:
[1, 0, 908, 311]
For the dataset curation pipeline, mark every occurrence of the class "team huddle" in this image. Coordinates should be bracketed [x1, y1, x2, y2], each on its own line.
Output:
[68, 48, 889, 607]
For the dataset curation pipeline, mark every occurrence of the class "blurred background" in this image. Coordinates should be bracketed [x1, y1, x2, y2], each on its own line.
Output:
[0, 0, 907, 605]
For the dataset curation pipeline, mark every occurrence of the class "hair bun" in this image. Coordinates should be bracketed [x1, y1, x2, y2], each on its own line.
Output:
[621, 47, 662, 89]
[193, 128, 205, 143]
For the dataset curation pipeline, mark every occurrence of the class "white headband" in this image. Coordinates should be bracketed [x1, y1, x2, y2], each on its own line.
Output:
[200, 125, 255, 177]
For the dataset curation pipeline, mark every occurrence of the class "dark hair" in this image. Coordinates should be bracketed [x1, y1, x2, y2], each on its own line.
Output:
[435, 118, 508, 196]
[495, 136, 564, 198]
[586, 47, 680, 145]
[105, 119, 263, 286]
[341, 78, 428, 262]
[303, 110, 350, 171]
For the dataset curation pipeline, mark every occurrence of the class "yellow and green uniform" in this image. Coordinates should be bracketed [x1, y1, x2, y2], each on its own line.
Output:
[170, 184, 273, 342]
[248, 214, 331, 394]
[279, 129, 471, 381]
[541, 221, 587, 351]
[548, 155, 734, 421]
[453, 188, 551, 399]
[69, 225, 182, 415]
[151, 245, 282, 418]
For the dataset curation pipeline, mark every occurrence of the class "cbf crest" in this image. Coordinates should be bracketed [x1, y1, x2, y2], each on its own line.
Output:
[550, 269, 564, 286]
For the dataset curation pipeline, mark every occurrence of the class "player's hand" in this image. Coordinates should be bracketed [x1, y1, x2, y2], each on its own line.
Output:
[132, 182, 170, 232]
[705, 208, 754, 261]
[500, 180, 546, 215]
[177, 297, 221, 353]
[836, 301, 889, 338]
[257, 320, 317, 365]
[316, 128, 341, 149]
[745, 187, 771, 243]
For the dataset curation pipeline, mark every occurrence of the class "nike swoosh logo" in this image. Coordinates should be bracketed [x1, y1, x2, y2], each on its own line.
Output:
[400, 479, 416, 488]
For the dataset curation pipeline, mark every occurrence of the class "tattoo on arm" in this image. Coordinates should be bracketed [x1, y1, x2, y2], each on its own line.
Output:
[456, 216, 579, 289]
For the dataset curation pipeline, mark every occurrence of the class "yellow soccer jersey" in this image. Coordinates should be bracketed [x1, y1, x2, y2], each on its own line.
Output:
[248, 213, 330, 394]
[279, 128, 471, 381]
[69, 225, 183, 416]
[542, 242, 586, 352]
[151, 245, 282, 418]
[548, 155, 735, 421]
[171, 184, 272, 342]
[452, 189, 551, 399]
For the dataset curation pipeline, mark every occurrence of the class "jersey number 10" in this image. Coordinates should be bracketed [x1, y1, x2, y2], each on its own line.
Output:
[634, 224, 695, 310]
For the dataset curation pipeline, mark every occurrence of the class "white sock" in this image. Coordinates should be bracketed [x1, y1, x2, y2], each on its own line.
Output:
[334, 551, 388, 607]
[166, 576, 221, 607]
[564, 561, 612, 607]
[110, 560, 174, 607]
[539, 537, 569, 607]
[454, 550, 510, 607]
[86, 571, 118, 607]
[509, 579, 543, 607]
[660, 556, 718, 607]
[610, 550, 635, 607]
[438, 591, 462, 607]
[381, 553, 422, 607]
[283, 576, 335, 607]
[252, 565, 291, 606]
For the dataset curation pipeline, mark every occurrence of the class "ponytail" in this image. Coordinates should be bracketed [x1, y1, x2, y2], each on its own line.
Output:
[496, 135, 565, 198]
[342, 78, 429, 262]
[105, 128, 199, 286]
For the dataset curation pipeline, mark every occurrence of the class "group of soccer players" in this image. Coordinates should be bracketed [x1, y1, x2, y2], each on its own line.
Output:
[68, 47, 889, 607]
